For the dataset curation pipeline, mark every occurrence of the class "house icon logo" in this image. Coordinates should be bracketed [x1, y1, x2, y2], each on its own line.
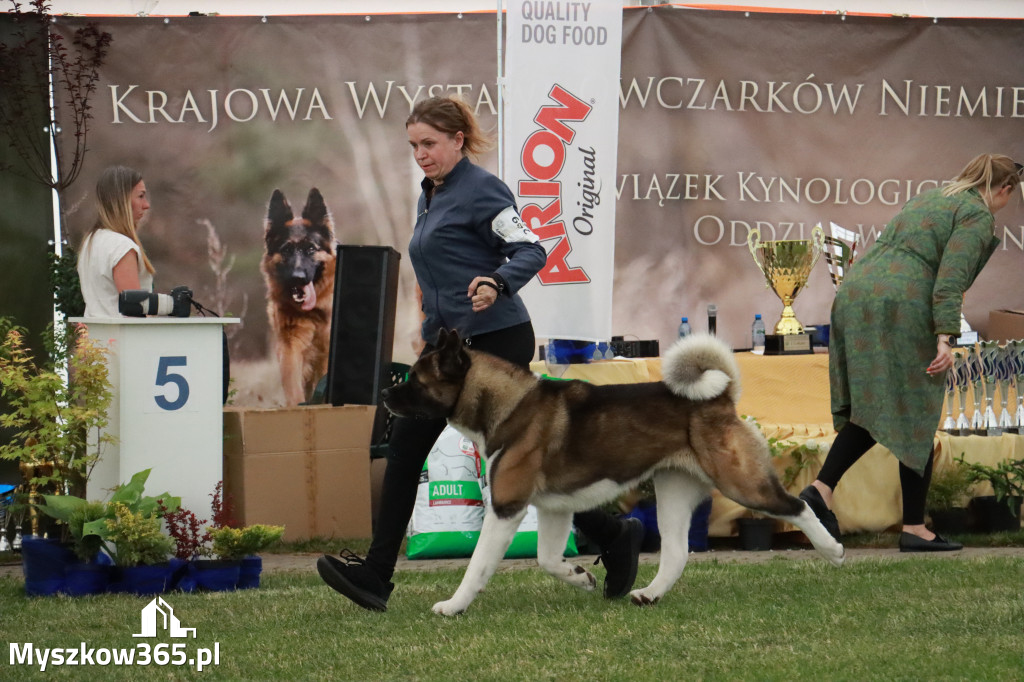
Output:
[133, 596, 196, 638]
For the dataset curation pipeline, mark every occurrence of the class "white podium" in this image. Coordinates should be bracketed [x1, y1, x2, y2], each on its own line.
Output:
[73, 317, 239, 517]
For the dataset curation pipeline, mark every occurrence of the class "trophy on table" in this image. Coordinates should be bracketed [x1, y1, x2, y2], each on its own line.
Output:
[942, 355, 957, 432]
[996, 343, 1014, 432]
[968, 345, 985, 435]
[980, 340, 1002, 435]
[747, 224, 825, 355]
[822, 222, 860, 291]
[1011, 340, 1024, 435]
[953, 349, 972, 435]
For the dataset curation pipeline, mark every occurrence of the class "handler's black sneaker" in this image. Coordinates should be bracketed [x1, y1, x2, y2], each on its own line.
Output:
[597, 517, 644, 599]
[799, 485, 841, 541]
[317, 550, 394, 612]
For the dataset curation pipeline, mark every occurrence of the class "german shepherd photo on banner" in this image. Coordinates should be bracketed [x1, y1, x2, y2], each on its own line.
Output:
[381, 329, 846, 616]
[261, 188, 336, 405]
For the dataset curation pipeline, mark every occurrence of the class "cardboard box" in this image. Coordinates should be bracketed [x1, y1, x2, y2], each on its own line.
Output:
[223, 405, 376, 541]
[987, 309, 1024, 344]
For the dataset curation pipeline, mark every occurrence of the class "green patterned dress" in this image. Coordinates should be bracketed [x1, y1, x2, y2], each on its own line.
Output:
[829, 187, 999, 474]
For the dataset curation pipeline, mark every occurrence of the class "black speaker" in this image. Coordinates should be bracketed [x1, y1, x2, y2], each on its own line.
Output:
[326, 245, 401, 408]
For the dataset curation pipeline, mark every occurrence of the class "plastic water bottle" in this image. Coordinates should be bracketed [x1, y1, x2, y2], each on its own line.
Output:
[678, 317, 692, 339]
[752, 314, 766, 352]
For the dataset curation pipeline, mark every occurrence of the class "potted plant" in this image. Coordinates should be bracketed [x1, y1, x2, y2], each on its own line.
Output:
[57, 500, 112, 596]
[104, 502, 176, 596]
[207, 524, 284, 589]
[1, 318, 120, 594]
[926, 457, 975, 535]
[163, 481, 282, 590]
[957, 455, 1024, 532]
[32, 469, 179, 596]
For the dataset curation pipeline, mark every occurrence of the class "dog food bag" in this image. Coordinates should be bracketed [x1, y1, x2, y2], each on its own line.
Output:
[406, 426, 577, 559]
[406, 425, 486, 559]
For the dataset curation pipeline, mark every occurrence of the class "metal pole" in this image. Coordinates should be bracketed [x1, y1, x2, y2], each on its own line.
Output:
[496, 0, 504, 181]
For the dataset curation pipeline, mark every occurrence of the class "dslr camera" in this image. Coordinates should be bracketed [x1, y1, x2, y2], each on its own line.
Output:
[118, 286, 194, 317]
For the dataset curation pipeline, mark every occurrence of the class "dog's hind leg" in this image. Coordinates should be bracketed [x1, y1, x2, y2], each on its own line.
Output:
[630, 471, 708, 606]
[535, 508, 597, 591]
[777, 504, 845, 567]
[699, 417, 844, 567]
[432, 507, 526, 616]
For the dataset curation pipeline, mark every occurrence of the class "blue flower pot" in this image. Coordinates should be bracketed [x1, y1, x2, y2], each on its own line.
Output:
[237, 555, 263, 589]
[61, 554, 112, 596]
[193, 559, 241, 591]
[21, 535, 76, 596]
[108, 563, 172, 596]
[167, 557, 191, 592]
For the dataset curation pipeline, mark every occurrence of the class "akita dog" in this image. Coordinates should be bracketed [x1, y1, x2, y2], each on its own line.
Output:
[382, 329, 845, 616]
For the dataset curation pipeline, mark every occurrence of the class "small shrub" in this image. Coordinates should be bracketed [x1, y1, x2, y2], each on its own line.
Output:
[209, 524, 285, 560]
[104, 503, 174, 567]
[927, 459, 975, 511]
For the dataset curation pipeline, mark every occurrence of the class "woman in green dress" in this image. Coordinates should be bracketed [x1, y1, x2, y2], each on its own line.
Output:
[800, 153, 1022, 552]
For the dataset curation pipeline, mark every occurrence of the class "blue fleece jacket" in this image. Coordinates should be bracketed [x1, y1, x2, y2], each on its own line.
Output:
[409, 156, 546, 340]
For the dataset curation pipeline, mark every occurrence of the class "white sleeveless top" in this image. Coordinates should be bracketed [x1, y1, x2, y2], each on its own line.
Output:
[77, 229, 153, 318]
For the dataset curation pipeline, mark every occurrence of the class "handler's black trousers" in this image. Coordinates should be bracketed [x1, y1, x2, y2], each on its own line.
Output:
[366, 321, 623, 582]
[817, 422, 935, 527]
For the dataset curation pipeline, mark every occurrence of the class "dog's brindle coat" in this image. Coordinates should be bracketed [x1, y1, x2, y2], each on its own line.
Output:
[382, 329, 845, 616]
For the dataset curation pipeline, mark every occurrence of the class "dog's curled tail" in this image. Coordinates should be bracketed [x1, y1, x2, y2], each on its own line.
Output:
[661, 333, 741, 402]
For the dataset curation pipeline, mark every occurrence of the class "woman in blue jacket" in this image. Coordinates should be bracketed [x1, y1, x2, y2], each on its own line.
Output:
[318, 96, 643, 611]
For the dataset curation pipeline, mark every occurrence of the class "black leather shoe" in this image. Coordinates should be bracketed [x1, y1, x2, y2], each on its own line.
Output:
[317, 550, 394, 611]
[597, 518, 644, 598]
[899, 532, 963, 552]
[798, 485, 841, 540]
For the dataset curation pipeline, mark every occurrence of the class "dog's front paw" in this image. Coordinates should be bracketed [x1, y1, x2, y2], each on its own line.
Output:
[628, 589, 660, 607]
[432, 599, 467, 617]
[566, 566, 597, 591]
[827, 543, 846, 567]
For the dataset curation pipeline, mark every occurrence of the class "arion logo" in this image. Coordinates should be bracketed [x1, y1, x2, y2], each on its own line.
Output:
[133, 597, 196, 639]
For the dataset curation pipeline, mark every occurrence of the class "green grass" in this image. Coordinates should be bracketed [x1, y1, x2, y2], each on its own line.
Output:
[3, 556, 1023, 681]
[265, 528, 1024, 557]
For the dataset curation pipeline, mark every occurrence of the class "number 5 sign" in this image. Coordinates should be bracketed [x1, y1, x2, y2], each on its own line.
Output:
[154, 356, 191, 411]
[73, 316, 239, 517]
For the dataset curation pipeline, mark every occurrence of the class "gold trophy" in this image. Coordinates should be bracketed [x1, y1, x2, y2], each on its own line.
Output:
[747, 224, 824, 354]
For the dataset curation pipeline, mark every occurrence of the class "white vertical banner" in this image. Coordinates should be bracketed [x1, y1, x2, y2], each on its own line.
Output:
[504, 1, 622, 342]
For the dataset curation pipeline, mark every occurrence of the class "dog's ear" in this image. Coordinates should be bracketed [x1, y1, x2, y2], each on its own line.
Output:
[435, 329, 470, 378]
[302, 188, 333, 235]
[434, 328, 459, 350]
[267, 189, 293, 228]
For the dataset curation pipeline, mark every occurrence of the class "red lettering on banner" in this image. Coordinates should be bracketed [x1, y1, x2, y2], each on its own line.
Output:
[518, 180, 559, 197]
[518, 85, 593, 285]
[540, 237, 590, 284]
[534, 85, 591, 143]
[522, 199, 564, 240]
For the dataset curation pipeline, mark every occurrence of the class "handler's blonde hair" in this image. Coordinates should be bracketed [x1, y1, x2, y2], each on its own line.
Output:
[82, 165, 155, 274]
[942, 153, 1022, 210]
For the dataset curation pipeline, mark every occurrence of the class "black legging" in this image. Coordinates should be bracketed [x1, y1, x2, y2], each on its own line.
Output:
[817, 422, 934, 526]
[366, 322, 620, 582]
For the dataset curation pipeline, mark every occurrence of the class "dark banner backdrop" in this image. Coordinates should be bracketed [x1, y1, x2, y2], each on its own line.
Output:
[52, 8, 1024, 407]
